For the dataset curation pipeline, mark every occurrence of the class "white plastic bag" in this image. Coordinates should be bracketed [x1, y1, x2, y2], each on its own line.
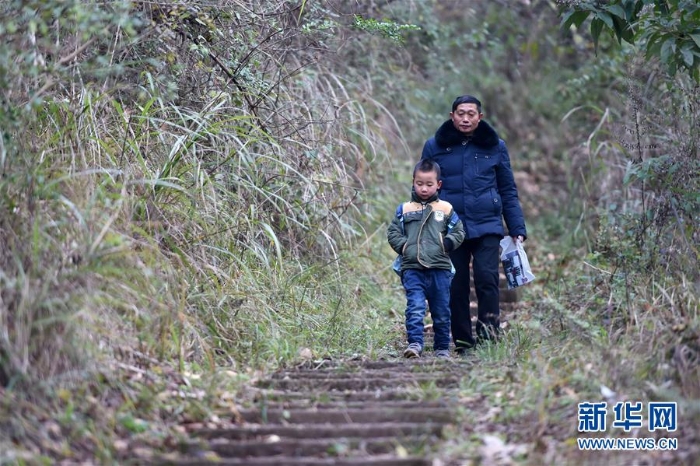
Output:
[499, 237, 535, 289]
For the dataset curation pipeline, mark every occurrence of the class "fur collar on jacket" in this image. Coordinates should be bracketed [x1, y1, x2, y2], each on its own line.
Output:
[434, 119, 500, 148]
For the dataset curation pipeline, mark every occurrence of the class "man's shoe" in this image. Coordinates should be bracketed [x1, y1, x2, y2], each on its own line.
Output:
[403, 343, 422, 358]
[435, 349, 451, 360]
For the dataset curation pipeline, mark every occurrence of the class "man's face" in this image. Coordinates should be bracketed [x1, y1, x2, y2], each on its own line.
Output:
[413, 169, 441, 201]
[450, 103, 482, 135]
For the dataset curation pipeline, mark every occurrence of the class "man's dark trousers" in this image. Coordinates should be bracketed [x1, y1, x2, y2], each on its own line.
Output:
[449, 234, 501, 350]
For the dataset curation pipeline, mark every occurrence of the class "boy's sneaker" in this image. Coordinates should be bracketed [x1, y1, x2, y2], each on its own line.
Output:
[403, 343, 422, 358]
[435, 349, 451, 360]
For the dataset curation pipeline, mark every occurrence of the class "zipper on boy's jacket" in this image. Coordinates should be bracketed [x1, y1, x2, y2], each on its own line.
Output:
[416, 202, 430, 268]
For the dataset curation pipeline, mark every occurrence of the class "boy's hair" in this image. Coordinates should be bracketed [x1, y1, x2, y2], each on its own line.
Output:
[413, 159, 441, 179]
[452, 94, 482, 113]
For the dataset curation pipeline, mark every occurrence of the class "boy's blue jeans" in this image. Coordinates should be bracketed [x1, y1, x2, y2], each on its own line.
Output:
[401, 268, 453, 351]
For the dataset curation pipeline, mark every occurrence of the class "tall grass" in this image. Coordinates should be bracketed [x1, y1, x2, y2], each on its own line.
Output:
[0, 0, 417, 459]
[0, 2, 416, 462]
[0, 0, 417, 379]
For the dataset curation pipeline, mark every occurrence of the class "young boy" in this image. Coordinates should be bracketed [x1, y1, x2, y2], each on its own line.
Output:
[387, 159, 465, 359]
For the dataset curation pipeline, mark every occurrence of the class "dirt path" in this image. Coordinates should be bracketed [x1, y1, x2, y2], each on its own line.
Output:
[160, 354, 478, 465]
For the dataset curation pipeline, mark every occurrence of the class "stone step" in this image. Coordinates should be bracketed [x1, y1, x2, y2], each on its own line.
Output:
[198, 434, 432, 458]
[237, 407, 456, 424]
[256, 376, 462, 391]
[289, 358, 472, 371]
[250, 388, 451, 403]
[267, 370, 451, 380]
[192, 422, 445, 441]
[159, 455, 433, 466]
[248, 399, 449, 411]
[170, 358, 477, 465]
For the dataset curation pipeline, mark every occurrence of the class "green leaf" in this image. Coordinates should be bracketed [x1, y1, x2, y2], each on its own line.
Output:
[680, 45, 695, 66]
[591, 18, 605, 52]
[625, 0, 644, 21]
[668, 59, 678, 76]
[645, 32, 664, 59]
[596, 12, 614, 30]
[119, 415, 149, 433]
[561, 10, 591, 30]
[690, 33, 700, 48]
[660, 37, 676, 64]
[611, 17, 623, 43]
[605, 4, 627, 19]
[610, 15, 635, 44]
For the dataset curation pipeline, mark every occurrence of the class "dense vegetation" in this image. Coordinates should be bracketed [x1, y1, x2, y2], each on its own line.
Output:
[1, 0, 697, 463]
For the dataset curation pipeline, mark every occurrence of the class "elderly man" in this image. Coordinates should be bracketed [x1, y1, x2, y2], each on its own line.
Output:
[421, 94, 528, 353]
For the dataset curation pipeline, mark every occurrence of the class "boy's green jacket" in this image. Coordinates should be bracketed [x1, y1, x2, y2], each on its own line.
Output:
[387, 192, 465, 272]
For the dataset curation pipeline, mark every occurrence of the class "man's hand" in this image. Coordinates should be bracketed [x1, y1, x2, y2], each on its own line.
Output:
[512, 235, 524, 243]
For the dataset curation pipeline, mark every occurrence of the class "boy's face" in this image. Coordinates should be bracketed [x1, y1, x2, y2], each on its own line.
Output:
[413, 169, 441, 201]
[450, 103, 482, 135]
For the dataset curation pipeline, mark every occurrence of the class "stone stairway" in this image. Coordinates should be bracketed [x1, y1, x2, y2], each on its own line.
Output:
[161, 357, 477, 465]
[155, 270, 520, 465]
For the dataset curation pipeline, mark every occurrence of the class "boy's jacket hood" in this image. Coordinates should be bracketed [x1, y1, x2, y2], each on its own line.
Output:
[411, 188, 438, 204]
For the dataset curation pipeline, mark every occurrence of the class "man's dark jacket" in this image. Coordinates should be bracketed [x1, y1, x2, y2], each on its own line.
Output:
[421, 119, 527, 240]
